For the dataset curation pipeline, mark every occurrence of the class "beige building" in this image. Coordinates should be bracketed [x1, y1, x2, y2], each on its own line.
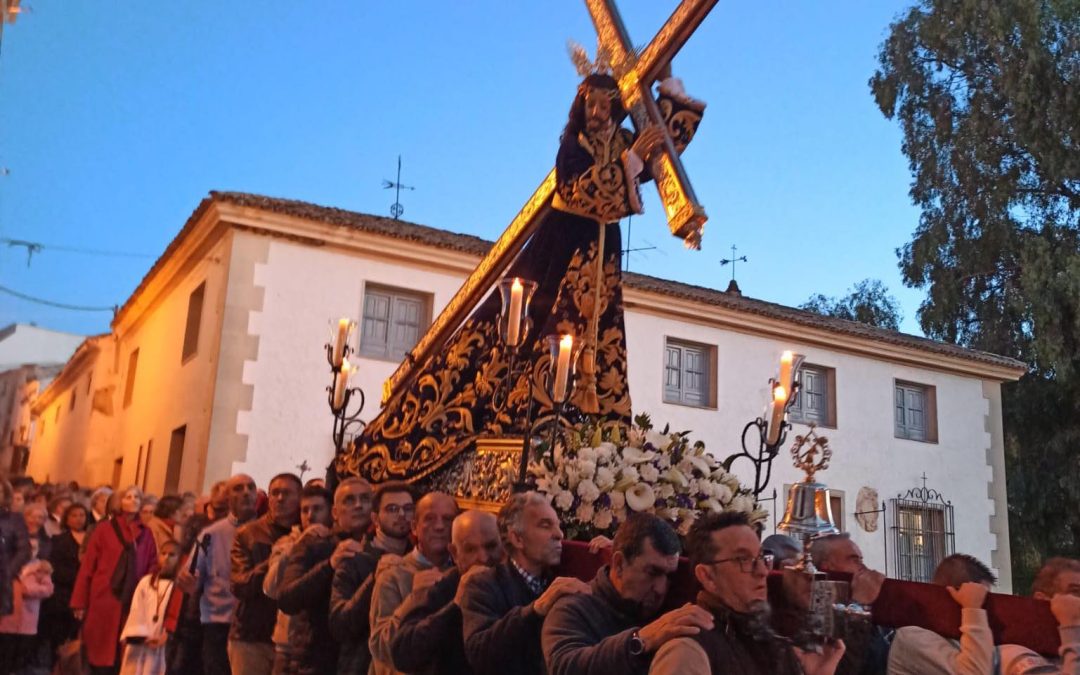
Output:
[26, 191, 1025, 587]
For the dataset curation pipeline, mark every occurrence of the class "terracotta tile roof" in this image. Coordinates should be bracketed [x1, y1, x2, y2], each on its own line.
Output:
[117, 191, 1026, 375]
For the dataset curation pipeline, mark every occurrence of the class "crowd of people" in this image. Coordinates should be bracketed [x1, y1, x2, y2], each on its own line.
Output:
[0, 471, 1078, 675]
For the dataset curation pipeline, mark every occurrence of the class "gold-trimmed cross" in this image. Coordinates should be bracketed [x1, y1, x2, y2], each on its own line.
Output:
[380, 0, 717, 406]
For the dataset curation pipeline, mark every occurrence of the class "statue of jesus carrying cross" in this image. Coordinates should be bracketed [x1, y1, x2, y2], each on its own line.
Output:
[341, 0, 717, 487]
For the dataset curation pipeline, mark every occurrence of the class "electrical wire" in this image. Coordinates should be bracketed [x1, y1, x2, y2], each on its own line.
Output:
[0, 283, 115, 312]
[0, 237, 154, 259]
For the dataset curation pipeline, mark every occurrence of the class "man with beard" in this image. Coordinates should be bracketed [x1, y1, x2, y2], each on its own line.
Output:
[276, 477, 373, 674]
[388, 510, 504, 675]
[230, 473, 301, 674]
[330, 481, 414, 674]
[458, 492, 591, 675]
[368, 492, 458, 675]
[650, 511, 845, 675]
[542, 514, 713, 674]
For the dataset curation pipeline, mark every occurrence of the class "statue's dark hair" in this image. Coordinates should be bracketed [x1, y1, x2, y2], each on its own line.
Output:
[560, 74, 627, 144]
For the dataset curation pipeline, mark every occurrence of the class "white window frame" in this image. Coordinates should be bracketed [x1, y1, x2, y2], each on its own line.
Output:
[789, 364, 834, 427]
[895, 381, 936, 442]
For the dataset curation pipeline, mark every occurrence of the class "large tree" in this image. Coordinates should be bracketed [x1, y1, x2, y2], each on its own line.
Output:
[872, 0, 1080, 590]
[800, 279, 903, 330]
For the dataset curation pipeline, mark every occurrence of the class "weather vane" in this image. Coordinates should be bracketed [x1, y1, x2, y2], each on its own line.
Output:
[719, 243, 748, 293]
[382, 155, 415, 220]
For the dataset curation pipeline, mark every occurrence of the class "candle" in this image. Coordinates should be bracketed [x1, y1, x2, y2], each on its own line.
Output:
[553, 334, 573, 403]
[506, 278, 523, 346]
[779, 350, 794, 396]
[332, 318, 350, 367]
[766, 384, 787, 445]
[333, 359, 351, 409]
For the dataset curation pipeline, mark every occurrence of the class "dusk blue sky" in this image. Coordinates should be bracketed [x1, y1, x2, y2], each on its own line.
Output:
[0, 1, 925, 338]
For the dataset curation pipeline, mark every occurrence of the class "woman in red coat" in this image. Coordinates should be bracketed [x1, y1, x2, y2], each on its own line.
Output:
[71, 486, 158, 674]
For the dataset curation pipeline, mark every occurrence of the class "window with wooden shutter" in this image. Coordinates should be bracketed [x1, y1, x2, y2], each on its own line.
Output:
[182, 282, 206, 362]
[662, 339, 714, 407]
[894, 381, 937, 442]
[360, 286, 431, 361]
[789, 364, 836, 427]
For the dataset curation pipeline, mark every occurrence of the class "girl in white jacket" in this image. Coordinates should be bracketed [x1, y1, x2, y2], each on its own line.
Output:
[119, 540, 179, 675]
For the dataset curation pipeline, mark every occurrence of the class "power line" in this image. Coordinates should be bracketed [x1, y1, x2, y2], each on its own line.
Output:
[1, 237, 156, 266]
[0, 283, 116, 312]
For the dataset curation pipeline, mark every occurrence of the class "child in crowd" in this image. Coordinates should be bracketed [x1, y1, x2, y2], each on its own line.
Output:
[119, 540, 180, 675]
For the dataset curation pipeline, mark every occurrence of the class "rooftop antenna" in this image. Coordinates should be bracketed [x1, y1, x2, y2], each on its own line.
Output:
[622, 214, 656, 272]
[382, 155, 415, 219]
[719, 244, 748, 294]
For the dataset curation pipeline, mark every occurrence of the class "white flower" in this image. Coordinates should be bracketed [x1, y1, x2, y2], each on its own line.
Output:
[577, 460, 597, 481]
[664, 468, 689, 488]
[577, 479, 600, 504]
[595, 466, 616, 491]
[645, 430, 673, 451]
[701, 498, 722, 513]
[608, 490, 626, 511]
[628, 427, 646, 447]
[593, 508, 614, 530]
[578, 447, 597, 463]
[750, 508, 770, 527]
[621, 446, 657, 464]
[596, 442, 617, 461]
[576, 502, 595, 523]
[656, 454, 671, 470]
[683, 454, 712, 476]
[639, 463, 660, 483]
[730, 495, 756, 514]
[554, 490, 574, 511]
[617, 466, 640, 488]
[625, 483, 656, 512]
[534, 476, 552, 494]
[657, 483, 675, 500]
[656, 506, 676, 520]
[712, 482, 734, 504]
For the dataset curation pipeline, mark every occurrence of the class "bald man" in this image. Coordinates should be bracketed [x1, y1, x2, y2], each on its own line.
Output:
[369, 492, 459, 675]
[184, 473, 259, 675]
[389, 510, 505, 675]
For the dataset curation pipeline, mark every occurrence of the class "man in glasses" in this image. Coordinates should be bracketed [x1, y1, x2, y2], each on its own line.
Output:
[330, 481, 415, 674]
[649, 511, 845, 675]
[542, 513, 713, 675]
[276, 477, 373, 674]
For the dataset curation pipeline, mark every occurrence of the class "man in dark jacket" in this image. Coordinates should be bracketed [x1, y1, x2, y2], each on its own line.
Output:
[229, 472, 300, 675]
[389, 509, 504, 675]
[541, 514, 713, 675]
[277, 477, 372, 675]
[457, 492, 590, 675]
[330, 481, 414, 674]
[0, 480, 31, 618]
[649, 511, 845, 675]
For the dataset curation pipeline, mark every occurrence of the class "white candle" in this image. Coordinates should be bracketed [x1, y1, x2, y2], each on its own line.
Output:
[507, 278, 523, 346]
[766, 384, 787, 445]
[553, 334, 573, 403]
[779, 350, 794, 396]
[332, 318, 350, 367]
[333, 359, 351, 409]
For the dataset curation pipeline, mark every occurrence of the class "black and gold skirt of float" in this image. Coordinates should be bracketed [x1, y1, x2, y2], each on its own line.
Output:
[338, 208, 632, 490]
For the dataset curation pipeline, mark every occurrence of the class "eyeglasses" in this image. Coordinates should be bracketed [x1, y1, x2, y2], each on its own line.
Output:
[382, 504, 415, 516]
[704, 553, 774, 573]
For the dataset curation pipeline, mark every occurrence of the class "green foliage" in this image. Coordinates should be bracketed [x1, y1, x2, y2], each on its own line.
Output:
[800, 279, 903, 330]
[872, 0, 1080, 590]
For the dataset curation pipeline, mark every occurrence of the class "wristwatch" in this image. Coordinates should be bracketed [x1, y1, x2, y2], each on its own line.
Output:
[629, 630, 646, 657]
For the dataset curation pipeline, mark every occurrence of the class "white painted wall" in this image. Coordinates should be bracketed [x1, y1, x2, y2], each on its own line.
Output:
[0, 325, 85, 371]
[624, 308, 1002, 585]
[234, 237, 475, 484]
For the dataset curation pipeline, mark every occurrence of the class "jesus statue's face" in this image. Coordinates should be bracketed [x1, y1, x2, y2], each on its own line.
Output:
[585, 87, 613, 134]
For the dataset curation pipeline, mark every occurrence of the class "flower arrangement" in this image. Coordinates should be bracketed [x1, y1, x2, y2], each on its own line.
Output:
[530, 414, 768, 540]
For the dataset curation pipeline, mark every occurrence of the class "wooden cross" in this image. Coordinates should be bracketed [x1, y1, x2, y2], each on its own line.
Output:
[380, 0, 717, 406]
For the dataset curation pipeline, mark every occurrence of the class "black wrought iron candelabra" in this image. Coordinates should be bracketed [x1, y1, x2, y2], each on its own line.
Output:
[725, 354, 804, 500]
[323, 323, 367, 489]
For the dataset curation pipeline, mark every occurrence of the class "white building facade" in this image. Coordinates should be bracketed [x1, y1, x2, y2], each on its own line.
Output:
[26, 192, 1024, 589]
